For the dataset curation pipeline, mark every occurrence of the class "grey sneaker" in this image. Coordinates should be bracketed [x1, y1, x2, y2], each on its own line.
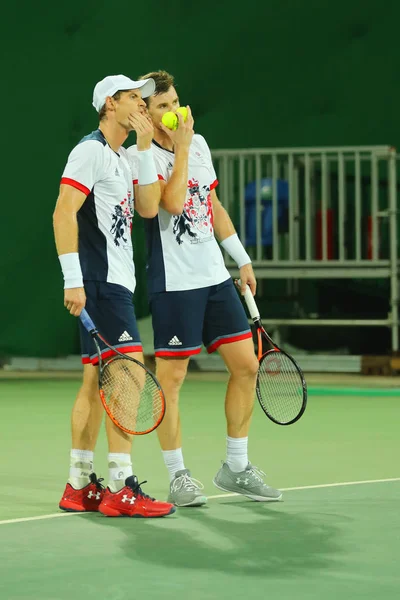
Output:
[213, 462, 282, 502]
[168, 469, 207, 507]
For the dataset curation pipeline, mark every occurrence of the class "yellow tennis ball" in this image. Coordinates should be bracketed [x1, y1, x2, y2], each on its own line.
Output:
[176, 106, 188, 121]
[162, 111, 178, 130]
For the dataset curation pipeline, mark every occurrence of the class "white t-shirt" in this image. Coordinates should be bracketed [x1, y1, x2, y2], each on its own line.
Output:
[127, 134, 230, 293]
[61, 130, 137, 293]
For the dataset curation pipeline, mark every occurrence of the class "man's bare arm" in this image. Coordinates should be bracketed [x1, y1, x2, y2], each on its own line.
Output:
[53, 184, 87, 316]
[159, 108, 194, 215]
[211, 189, 256, 296]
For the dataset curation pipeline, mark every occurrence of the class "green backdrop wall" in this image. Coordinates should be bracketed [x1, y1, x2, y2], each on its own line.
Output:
[1, 0, 399, 357]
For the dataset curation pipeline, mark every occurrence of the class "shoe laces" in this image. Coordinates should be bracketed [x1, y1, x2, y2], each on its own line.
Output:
[126, 477, 155, 501]
[172, 473, 204, 493]
[89, 473, 105, 491]
[246, 465, 267, 485]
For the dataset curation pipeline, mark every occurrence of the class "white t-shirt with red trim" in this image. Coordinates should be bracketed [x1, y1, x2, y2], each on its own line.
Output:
[127, 134, 230, 293]
[61, 129, 137, 293]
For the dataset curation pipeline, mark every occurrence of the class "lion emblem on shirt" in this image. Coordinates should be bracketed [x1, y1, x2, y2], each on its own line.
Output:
[111, 194, 133, 247]
[172, 178, 213, 245]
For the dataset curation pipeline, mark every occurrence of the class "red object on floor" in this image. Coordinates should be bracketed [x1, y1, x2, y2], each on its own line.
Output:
[99, 476, 176, 518]
[59, 475, 105, 512]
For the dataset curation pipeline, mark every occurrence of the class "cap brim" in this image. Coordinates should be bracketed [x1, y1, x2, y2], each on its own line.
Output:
[135, 78, 155, 99]
[117, 78, 155, 99]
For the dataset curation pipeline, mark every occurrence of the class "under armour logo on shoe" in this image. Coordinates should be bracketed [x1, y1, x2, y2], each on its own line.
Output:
[121, 495, 135, 504]
[168, 336, 182, 346]
[236, 478, 249, 485]
[118, 331, 133, 342]
[87, 491, 101, 500]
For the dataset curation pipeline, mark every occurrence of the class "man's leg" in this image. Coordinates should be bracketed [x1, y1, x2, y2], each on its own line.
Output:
[69, 362, 102, 488]
[149, 288, 208, 506]
[59, 364, 105, 512]
[71, 363, 103, 452]
[202, 278, 282, 501]
[202, 280, 256, 472]
[98, 349, 176, 518]
[155, 356, 206, 507]
[105, 351, 140, 492]
[218, 338, 258, 441]
[155, 356, 190, 452]
[214, 339, 282, 501]
[69, 355, 135, 491]
[67, 354, 134, 495]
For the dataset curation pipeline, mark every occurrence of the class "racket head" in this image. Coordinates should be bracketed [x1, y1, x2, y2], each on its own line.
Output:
[256, 347, 307, 426]
[99, 355, 165, 435]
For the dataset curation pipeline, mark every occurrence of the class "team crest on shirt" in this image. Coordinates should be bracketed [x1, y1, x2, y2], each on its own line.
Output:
[110, 192, 133, 246]
[172, 178, 214, 245]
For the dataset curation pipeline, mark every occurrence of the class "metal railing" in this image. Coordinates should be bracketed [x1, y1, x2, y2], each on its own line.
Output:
[212, 145, 399, 351]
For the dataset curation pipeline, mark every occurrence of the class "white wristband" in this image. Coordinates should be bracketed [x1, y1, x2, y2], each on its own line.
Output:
[220, 234, 251, 268]
[58, 253, 83, 289]
[138, 148, 158, 185]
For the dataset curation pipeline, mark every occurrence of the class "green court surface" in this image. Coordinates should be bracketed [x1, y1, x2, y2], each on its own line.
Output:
[1, 377, 399, 600]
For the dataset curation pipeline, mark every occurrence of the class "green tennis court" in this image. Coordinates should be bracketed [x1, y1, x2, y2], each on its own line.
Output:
[1, 376, 399, 600]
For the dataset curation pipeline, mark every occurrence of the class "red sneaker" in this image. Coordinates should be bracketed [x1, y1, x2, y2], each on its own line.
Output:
[59, 473, 105, 512]
[99, 476, 176, 518]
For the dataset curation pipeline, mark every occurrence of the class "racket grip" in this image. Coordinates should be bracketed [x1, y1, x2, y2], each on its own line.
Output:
[79, 308, 98, 334]
[238, 280, 260, 321]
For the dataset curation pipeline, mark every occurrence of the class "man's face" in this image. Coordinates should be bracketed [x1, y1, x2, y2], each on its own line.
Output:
[113, 89, 147, 130]
[147, 86, 180, 130]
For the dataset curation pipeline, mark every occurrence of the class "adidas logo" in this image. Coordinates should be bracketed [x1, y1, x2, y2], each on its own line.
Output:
[115, 168, 119, 176]
[168, 336, 182, 346]
[118, 330, 133, 342]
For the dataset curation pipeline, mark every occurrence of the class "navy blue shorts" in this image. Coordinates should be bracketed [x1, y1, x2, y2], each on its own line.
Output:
[150, 277, 252, 357]
[79, 281, 142, 365]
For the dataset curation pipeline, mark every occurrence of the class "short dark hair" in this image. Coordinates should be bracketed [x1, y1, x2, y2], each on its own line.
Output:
[98, 90, 123, 121]
[138, 70, 175, 105]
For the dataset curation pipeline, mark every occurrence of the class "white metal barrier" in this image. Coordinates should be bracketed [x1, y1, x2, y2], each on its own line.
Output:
[211, 146, 399, 352]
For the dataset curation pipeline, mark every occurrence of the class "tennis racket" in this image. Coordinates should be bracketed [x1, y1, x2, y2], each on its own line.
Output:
[79, 308, 165, 435]
[240, 282, 307, 425]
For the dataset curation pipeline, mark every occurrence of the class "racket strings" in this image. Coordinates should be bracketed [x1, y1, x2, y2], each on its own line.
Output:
[257, 351, 304, 423]
[101, 358, 164, 434]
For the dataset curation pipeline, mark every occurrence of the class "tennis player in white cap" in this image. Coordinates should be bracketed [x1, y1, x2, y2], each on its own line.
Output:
[53, 74, 175, 518]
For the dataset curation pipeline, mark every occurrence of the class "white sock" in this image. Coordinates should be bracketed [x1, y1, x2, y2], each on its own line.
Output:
[226, 437, 249, 473]
[108, 453, 133, 492]
[68, 449, 94, 489]
[162, 448, 185, 482]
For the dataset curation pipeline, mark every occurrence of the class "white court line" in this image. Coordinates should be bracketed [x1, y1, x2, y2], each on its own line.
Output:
[207, 477, 400, 499]
[0, 512, 83, 526]
[1, 477, 400, 526]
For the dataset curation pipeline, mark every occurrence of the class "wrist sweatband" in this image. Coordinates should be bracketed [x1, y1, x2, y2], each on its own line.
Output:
[138, 149, 158, 185]
[58, 253, 83, 289]
[220, 234, 251, 268]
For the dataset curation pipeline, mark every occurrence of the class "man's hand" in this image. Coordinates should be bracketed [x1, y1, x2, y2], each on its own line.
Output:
[160, 106, 194, 150]
[128, 112, 154, 151]
[237, 264, 257, 296]
[64, 287, 86, 317]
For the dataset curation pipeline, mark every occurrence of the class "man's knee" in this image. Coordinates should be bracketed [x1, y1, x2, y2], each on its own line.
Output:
[156, 357, 189, 391]
[80, 364, 99, 395]
[228, 351, 259, 380]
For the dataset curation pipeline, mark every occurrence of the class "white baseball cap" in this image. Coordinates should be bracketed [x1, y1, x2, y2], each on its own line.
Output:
[92, 74, 156, 112]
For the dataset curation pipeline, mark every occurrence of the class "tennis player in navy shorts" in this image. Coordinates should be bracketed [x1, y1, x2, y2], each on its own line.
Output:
[128, 70, 282, 507]
[53, 74, 175, 518]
